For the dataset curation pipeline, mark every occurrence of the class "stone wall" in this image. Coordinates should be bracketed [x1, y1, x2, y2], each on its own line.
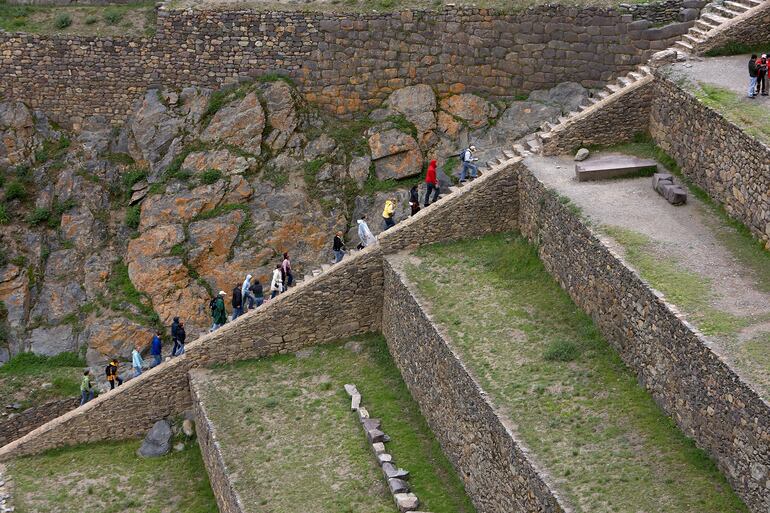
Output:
[517, 163, 770, 513]
[691, 0, 770, 55]
[190, 370, 245, 513]
[0, 4, 694, 127]
[382, 257, 567, 513]
[650, 76, 770, 247]
[0, 397, 78, 447]
[541, 74, 655, 155]
[619, 0, 698, 24]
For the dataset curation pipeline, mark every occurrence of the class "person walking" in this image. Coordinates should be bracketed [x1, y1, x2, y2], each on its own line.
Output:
[250, 278, 265, 307]
[211, 291, 227, 331]
[382, 198, 396, 230]
[357, 215, 377, 249]
[80, 369, 94, 406]
[459, 145, 479, 183]
[333, 231, 346, 263]
[105, 358, 123, 390]
[409, 185, 420, 216]
[749, 54, 759, 98]
[423, 159, 440, 206]
[132, 344, 144, 377]
[757, 54, 768, 96]
[282, 253, 294, 289]
[242, 274, 255, 310]
[231, 283, 243, 320]
[150, 332, 162, 368]
[171, 317, 183, 357]
[270, 264, 283, 299]
[176, 321, 186, 355]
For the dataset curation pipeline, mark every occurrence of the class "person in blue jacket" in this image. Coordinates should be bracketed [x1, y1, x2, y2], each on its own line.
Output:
[150, 332, 162, 368]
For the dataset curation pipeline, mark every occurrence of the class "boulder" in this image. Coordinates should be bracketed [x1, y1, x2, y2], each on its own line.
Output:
[181, 149, 255, 176]
[262, 81, 298, 152]
[201, 91, 265, 156]
[440, 94, 498, 128]
[388, 478, 410, 494]
[527, 82, 589, 113]
[368, 129, 423, 180]
[138, 181, 227, 231]
[574, 148, 590, 161]
[30, 281, 86, 324]
[386, 85, 437, 115]
[82, 317, 156, 364]
[437, 111, 463, 139]
[394, 493, 419, 512]
[138, 420, 172, 457]
[127, 90, 184, 172]
[348, 155, 371, 187]
[0, 101, 36, 167]
[304, 134, 337, 161]
[29, 324, 77, 356]
[182, 418, 195, 437]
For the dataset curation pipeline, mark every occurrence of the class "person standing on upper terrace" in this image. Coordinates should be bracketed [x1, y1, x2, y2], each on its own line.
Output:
[756, 54, 768, 96]
[749, 54, 759, 98]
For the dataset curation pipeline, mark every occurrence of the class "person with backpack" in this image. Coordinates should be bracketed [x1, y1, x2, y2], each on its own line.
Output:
[250, 278, 265, 307]
[242, 274, 255, 310]
[423, 159, 440, 207]
[459, 145, 479, 183]
[749, 54, 759, 98]
[171, 317, 183, 357]
[357, 215, 377, 249]
[231, 283, 243, 320]
[150, 331, 162, 368]
[333, 231, 346, 263]
[756, 54, 768, 96]
[105, 358, 122, 390]
[132, 344, 144, 377]
[270, 264, 283, 299]
[409, 185, 420, 216]
[80, 369, 94, 405]
[211, 291, 227, 331]
[382, 198, 396, 230]
[282, 252, 294, 289]
[175, 321, 186, 356]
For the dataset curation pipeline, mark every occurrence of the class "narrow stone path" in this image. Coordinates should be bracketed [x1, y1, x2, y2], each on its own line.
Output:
[525, 153, 770, 399]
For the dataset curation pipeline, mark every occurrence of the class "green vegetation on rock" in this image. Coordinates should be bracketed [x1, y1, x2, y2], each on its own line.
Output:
[7, 439, 218, 513]
[0, 351, 85, 410]
[705, 41, 770, 57]
[406, 234, 747, 513]
[198, 334, 475, 513]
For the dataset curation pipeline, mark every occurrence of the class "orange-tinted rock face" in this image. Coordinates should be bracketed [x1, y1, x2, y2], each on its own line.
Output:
[83, 317, 156, 362]
[440, 93, 498, 129]
[0, 265, 29, 328]
[139, 181, 227, 231]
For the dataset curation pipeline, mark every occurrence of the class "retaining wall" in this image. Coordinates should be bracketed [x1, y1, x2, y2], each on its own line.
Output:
[382, 257, 568, 513]
[0, 4, 694, 127]
[517, 163, 770, 513]
[650, 76, 770, 247]
[690, 0, 770, 55]
[0, 398, 78, 448]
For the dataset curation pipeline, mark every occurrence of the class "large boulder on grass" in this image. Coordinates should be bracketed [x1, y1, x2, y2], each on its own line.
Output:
[138, 420, 173, 457]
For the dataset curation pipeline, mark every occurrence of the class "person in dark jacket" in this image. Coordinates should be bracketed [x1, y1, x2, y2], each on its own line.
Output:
[749, 54, 758, 98]
[150, 332, 162, 368]
[211, 291, 227, 331]
[423, 159, 440, 206]
[250, 279, 264, 307]
[756, 54, 768, 96]
[171, 317, 183, 357]
[176, 322, 186, 356]
[282, 252, 294, 289]
[333, 231, 345, 263]
[105, 358, 122, 390]
[409, 185, 420, 216]
[232, 284, 243, 320]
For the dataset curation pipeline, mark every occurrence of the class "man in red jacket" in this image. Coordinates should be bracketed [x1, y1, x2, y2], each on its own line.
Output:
[423, 159, 440, 207]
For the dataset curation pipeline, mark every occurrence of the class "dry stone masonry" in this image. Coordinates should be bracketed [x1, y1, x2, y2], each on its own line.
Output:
[0, 398, 79, 448]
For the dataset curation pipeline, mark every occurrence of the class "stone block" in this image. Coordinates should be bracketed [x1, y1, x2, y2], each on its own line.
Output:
[351, 393, 361, 411]
[367, 428, 387, 443]
[394, 492, 420, 512]
[372, 442, 386, 455]
[659, 182, 688, 205]
[378, 453, 394, 465]
[388, 477, 410, 493]
[652, 173, 673, 189]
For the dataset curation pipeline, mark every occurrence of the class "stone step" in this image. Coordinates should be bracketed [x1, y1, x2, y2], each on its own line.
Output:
[540, 121, 553, 132]
[503, 149, 516, 159]
[724, 0, 750, 12]
[673, 40, 693, 52]
[321, 263, 331, 272]
[700, 13, 728, 25]
[637, 65, 651, 75]
[689, 26, 709, 38]
[312, 269, 322, 277]
[575, 155, 658, 182]
[606, 83, 621, 93]
[628, 71, 644, 81]
[694, 20, 715, 31]
[740, 0, 762, 6]
[526, 139, 541, 153]
[596, 90, 610, 100]
[682, 34, 704, 46]
[708, 6, 737, 19]
[617, 76, 633, 87]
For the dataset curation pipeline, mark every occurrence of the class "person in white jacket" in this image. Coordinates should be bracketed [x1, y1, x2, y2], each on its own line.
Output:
[270, 264, 283, 299]
[241, 274, 255, 310]
[357, 215, 377, 249]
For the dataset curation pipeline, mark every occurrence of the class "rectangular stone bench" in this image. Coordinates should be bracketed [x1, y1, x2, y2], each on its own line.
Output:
[575, 155, 658, 181]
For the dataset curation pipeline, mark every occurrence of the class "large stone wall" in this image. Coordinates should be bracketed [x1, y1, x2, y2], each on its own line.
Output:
[691, 0, 770, 55]
[0, 397, 78, 447]
[541, 74, 655, 155]
[650, 76, 770, 247]
[382, 256, 568, 513]
[517, 163, 770, 513]
[0, 4, 694, 127]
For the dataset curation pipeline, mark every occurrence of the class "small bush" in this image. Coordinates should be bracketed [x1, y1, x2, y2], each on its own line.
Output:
[0, 351, 85, 375]
[105, 152, 135, 165]
[103, 9, 123, 25]
[200, 169, 222, 185]
[5, 180, 27, 202]
[53, 13, 72, 29]
[84, 15, 98, 25]
[0, 203, 9, 225]
[543, 340, 580, 362]
[125, 205, 141, 229]
[27, 208, 51, 226]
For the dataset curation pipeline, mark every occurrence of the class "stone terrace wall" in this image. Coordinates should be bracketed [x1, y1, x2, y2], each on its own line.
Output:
[650, 76, 770, 247]
[619, 0, 700, 24]
[190, 370, 245, 513]
[382, 258, 568, 513]
[0, 398, 78, 447]
[690, 0, 770, 55]
[0, 4, 692, 127]
[541, 74, 655, 155]
[517, 163, 770, 513]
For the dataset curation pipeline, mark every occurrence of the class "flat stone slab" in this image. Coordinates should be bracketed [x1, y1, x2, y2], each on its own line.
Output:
[394, 492, 420, 512]
[575, 155, 658, 182]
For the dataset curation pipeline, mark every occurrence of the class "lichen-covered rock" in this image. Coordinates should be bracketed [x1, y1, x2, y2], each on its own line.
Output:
[0, 101, 36, 167]
[368, 129, 423, 180]
[386, 84, 436, 116]
[82, 317, 155, 365]
[201, 91, 265, 156]
[440, 94, 498, 129]
[262, 81, 299, 152]
[138, 181, 227, 231]
[29, 324, 77, 357]
[0, 265, 30, 328]
[127, 90, 185, 173]
[348, 155, 371, 187]
[181, 149, 255, 176]
[138, 420, 172, 458]
[304, 134, 337, 161]
[527, 82, 589, 113]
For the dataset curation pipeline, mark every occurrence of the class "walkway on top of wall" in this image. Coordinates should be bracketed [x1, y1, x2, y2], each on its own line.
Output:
[525, 152, 770, 402]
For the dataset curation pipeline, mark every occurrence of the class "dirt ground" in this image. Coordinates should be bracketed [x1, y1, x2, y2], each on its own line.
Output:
[668, 55, 770, 100]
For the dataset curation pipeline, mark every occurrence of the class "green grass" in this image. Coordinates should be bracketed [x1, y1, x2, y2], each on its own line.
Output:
[5, 179, 28, 201]
[406, 234, 747, 513]
[190, 202, 249, 222]
[0, 351, 84, 409]
[106, 261, 160, 328]
[705, 41, 770, 57]
[52, 12, 71, 28]
[124, 204, 141, 229]
[8, 439, 217, 513]
[0, 1, 155, 35]
[199, 168, 222, 185]
[200, 334, 475, 513]
[695, 83, 770, 145]
[0, 202, 10, 224]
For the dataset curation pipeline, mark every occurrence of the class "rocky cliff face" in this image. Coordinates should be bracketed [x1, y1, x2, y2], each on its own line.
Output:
[0, 76, 587, 368]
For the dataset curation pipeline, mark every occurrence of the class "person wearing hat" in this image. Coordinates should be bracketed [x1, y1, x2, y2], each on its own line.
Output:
[211, 290, 228, 331]
[459, 145, 479, 183]
[105, 357, 123, 390]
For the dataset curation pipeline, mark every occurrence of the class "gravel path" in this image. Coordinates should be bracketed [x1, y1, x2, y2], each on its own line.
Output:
[668, 54, 770, 101]
[525, 153, 770, 395]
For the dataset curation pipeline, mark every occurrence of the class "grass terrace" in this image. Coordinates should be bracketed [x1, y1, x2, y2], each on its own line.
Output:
[0, 352, 84, 411]
[404, 234, 748, 513]
[193, 334, 475, 513]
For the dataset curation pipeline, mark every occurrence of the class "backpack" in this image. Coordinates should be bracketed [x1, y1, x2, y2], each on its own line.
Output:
[209, 297, 218, 313]
[105, 364, 111, 377]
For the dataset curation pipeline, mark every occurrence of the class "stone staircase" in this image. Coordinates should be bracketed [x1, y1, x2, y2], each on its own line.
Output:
[673, 0, 766, 53]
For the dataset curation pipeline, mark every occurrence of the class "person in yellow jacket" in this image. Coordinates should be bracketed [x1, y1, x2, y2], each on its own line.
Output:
[382, 198, 396, 230]
[105, 358, 123, 390]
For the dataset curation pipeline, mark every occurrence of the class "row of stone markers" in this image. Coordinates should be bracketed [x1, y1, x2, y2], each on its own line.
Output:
[343, 384, 427, 513]
[0, 464, 14, 513]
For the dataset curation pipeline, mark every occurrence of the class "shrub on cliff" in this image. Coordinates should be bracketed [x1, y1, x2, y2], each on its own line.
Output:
[53, 13, 72, 29]
[5, 180, 27, 202]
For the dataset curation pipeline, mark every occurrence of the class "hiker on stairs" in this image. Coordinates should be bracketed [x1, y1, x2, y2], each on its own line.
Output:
[459, 145, 479, 183]
[423, 159, 440, 206]
[357, 215, 377, 249]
